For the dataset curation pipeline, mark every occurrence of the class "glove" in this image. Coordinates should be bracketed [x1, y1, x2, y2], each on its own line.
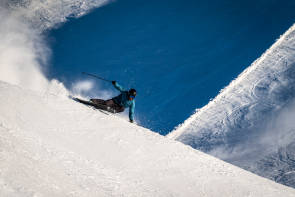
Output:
[112, 81, 116, 85]
[130, 119, 134, 123]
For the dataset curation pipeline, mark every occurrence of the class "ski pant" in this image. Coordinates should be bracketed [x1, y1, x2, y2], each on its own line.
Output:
[90, 99, 125, 113]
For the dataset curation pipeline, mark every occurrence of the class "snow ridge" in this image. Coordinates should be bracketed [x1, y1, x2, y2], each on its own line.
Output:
[3, 0, 110, 31]
[168, 24, 295, 187]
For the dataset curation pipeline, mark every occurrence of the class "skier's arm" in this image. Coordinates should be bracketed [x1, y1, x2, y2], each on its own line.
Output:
[129, 102, 135, 122]
[112, 81, 126, 92]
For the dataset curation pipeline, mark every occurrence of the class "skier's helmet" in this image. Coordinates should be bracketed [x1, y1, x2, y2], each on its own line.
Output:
[129, 88, 137, 98]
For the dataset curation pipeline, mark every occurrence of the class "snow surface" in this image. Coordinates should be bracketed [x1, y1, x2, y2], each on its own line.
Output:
[168, 24, 295, 187]
[1, 0, 295, 195]
[0, 81, 295, 196]
[3, 0, 110, 31]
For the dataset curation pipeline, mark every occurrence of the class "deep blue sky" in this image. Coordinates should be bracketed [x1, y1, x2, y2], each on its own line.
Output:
[48, 0, 295, 135]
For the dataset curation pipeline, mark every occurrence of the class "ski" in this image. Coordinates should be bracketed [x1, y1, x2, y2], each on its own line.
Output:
[70, 96, 114, 115]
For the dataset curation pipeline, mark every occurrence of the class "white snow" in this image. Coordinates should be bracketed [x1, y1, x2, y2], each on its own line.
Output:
[168, 23, 295, 151]
[0, 81, 295, 196]
[167, 23, 295, 188]
[3, 0, 110, 31]
[0, 0, 111, 92]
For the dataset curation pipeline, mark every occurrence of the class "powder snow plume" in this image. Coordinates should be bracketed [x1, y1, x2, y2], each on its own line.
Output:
[0, 0, 110, 92]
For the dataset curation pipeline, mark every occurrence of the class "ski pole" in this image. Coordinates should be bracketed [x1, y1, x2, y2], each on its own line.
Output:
[82, 72, 112, 83]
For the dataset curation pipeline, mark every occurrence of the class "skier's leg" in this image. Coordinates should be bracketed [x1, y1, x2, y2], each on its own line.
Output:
[113, 105, 125, 113]
[104, 99, 114, 112]
[90, 99, 106, 105]
[74, 97, 113, 112]
[105, 100, 125, 113]
[105, 99, 114, 105]
[74, 98, 96, 107]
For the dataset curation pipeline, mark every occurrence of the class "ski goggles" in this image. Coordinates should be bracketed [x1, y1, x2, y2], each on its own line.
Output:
[130, 95, 135, 99]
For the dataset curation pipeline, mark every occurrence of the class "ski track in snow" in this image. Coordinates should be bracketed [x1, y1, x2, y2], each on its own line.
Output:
[168, 23, 295, 187]
[0, 81, 295, 196]
[1, 0, 295, 195]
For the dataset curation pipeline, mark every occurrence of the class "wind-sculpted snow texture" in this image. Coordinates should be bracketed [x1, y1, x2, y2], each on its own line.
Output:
[1, 82, 295, 196]
[3, 0, 109, 32]
[168, 24, 295, 188]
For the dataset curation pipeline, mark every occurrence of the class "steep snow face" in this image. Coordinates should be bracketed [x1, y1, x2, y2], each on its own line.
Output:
[1, 81, 295, 196]
[0, 0, 109, 91]
[2, 0, 110, 32]
[168, 24, 295, 187]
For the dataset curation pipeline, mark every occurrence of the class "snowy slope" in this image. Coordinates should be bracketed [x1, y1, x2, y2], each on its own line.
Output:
[168, 24, 295, 187]
[0, 81, 294, 196]
[2, 0, 110, 31]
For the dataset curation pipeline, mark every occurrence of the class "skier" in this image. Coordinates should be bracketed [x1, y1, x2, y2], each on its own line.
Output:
[90, 81, 136, 123]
